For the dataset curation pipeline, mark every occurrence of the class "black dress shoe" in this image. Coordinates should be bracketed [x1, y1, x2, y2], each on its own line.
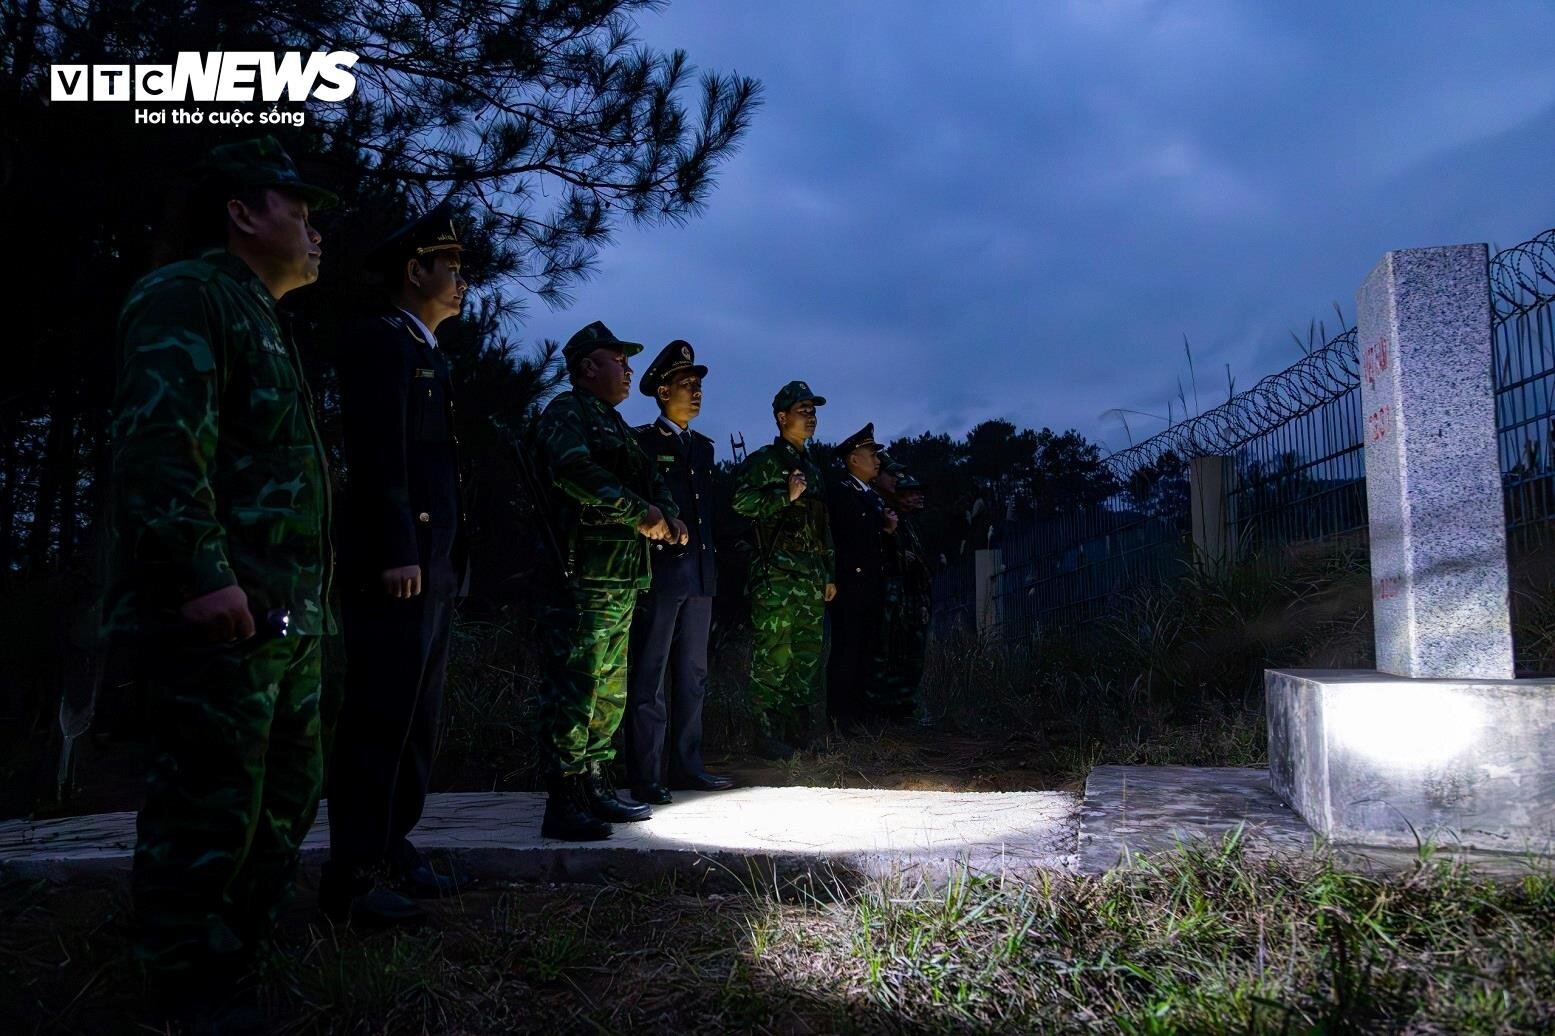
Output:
[584, 763, 652, 822]
[319, 862, 427, 927]
[398, 859, 475, 899]
[541, 773, 612, 841]
[630, 782, 673, 805]
[669, 771, 734, 792]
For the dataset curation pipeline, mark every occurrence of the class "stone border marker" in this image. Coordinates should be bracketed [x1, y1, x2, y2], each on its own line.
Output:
[1357, 244, 1513, 680]
[1266, 243, 1555, 853]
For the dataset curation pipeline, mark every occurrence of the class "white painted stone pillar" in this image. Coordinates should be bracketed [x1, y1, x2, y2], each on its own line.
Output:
[1356, 244, 1514, 679]
[1189, 456, 1235, 570]
[974, 548, 1003, 637]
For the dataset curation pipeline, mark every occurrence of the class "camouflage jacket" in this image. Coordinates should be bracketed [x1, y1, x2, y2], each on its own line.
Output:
[104, 249, 335, 635]
[535, 388, 678, 589]
[731, 437, 835, 586]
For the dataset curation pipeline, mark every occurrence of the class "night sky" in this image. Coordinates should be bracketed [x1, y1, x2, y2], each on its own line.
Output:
[516, 0, 1555, 457]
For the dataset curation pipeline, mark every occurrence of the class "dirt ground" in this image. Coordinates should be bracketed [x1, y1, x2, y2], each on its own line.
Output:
[0, 863, 857, 1034]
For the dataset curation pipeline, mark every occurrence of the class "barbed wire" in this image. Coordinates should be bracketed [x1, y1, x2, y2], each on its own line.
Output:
[1492, 226, 1555, 324]
[1104, 327, 1358, 482]
[1103, 225, 1555, 482]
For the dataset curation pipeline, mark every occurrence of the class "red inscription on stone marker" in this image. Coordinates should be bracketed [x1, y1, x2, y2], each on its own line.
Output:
[1362, 335, 1389, 391]
[1374, 576, 1403, 600]
[1365, 404, 1392, 444]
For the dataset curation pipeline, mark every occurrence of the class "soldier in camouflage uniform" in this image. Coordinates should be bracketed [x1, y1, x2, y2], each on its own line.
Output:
[103, 137, 336, 985]
[731, 381, 836, 759]
[876, 466, 933, 719]
[534, 321, 684, 840]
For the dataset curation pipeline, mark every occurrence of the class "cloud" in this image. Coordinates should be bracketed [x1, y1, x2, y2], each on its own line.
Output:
[516, 0, 1555, 457]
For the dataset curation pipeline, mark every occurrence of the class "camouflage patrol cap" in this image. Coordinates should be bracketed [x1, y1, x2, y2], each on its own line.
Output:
[772, 380, 827, 413]
[563, 320, 644, 366]
[369, 200, 463, 272]
[836, 422, 880, 457]
[197, 136, 337, 210]
[640, 339, 708, 397]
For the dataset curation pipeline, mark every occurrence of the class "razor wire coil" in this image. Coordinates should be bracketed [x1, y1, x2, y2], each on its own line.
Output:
[1103, 225, 1555, 482]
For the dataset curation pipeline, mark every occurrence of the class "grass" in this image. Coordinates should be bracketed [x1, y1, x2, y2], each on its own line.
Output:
[8, 540, 1555, 1029]
[4, 844, 1553, 1033]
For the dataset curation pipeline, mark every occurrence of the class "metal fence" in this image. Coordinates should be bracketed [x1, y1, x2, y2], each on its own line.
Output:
[929, 553, 977, 635]
[976, 225, 1555, 640]
[990, 493, 1191, 635]
[1496, 229, 1555, 543]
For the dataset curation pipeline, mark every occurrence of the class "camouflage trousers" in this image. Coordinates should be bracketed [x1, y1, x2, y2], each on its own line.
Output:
[539, 584, 638, 776]
[132, 634, 323, 976]
[747, 575, 827, 726]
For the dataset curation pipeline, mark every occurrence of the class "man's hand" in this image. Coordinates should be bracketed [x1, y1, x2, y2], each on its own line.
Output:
[381, 564, 423, 599]
[180, 584, 256, 643]
[669, 517, 690, 545]
[883, 508, 899, 533]
[787, 470, 807, 502]
[637, 504, 671, 541]
[824, 582, 837, 602]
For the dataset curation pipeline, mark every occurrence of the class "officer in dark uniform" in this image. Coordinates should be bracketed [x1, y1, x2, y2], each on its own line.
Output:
[825, 423, 897, 731]
[624, 341, 735, 803]
[323, 201, 471, 924]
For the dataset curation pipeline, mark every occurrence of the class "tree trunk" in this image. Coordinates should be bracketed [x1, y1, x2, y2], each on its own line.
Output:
[27, 376, 74, 571]
[0, 411, 16, 575]
[55, 390, 80, 570]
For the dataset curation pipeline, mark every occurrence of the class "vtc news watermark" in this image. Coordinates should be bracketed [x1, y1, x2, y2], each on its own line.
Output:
[50, 51, 359, 126]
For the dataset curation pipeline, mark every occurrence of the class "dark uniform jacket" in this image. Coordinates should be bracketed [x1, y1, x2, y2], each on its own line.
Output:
[636, 418, 717, 597]
[106, 248, 335, 635]
[828, 475, 891, 601]
[336, 308, 466, 591]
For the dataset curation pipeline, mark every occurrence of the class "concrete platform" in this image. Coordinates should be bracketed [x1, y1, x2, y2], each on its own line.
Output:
[1267, 668, 1555, 852]
[0, 786, 1081, 884]
[9, 769, 1539, 886]
[1079, 765, 1317, 873]
[1079, 764, 1548, 878]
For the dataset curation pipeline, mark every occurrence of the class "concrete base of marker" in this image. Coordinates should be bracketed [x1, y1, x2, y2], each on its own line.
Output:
[1266, 669, 1555, 852]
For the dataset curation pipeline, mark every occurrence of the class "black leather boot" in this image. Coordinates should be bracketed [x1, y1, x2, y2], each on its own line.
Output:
[318, 861, 427, 927]
[782, 711, 816, 752]
[584, 762, 652, 822]
[753, 711, 796, 761]
[541, 773, 612, 841]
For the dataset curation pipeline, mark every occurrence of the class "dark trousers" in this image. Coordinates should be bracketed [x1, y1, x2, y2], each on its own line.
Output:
[624, 591, 713, 786]
[328, 573, 455, 872]
[826, 584, 883, 729]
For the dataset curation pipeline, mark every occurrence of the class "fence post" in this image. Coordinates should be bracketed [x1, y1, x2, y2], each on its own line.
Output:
[974, 548, 1003, 637]
[1189, 455, 1235, 570]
